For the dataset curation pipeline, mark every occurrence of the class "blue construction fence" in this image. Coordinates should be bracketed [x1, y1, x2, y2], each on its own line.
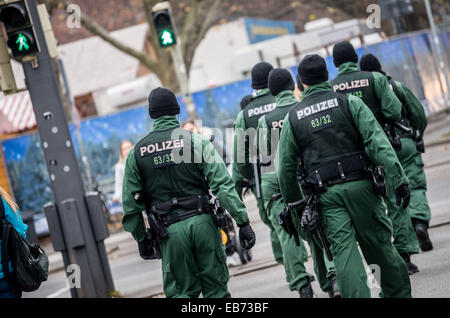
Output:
[1, 28, 449, 234]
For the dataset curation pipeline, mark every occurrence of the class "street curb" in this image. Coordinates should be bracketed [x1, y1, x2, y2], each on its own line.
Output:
[425, 136, 450, 148]
[425, 158, 450, 169]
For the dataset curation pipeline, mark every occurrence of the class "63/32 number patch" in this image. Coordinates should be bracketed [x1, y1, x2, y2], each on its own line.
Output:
[310, 111, 334, 133]
[150, 150, 176, 168]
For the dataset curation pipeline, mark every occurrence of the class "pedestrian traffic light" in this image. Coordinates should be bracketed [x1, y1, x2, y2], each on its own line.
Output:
[0, 0, 39, 58]
[152, 8, 177, 48]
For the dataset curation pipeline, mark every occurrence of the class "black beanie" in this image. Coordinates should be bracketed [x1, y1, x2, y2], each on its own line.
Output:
[148, 87, 180, 119]
[360, 53, 386, 75]
[296, 72, 304, 92]
[333, 41, 358, 67]
[240, 95, 253, 109]
[298, 54, 329, 86]
[268, 68, 295, 96]
[251, 62, 274, 89]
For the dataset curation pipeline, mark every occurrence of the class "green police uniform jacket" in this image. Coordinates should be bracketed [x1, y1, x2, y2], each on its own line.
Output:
[256, 90, 299, 174]
[277, 81, 408, 205]
[122, 115, 249, 242]
[255, 90, 299, 209]
[388, 76, 427, 136]
[233, 89, 276, 180]
[330, 62, 403, 124]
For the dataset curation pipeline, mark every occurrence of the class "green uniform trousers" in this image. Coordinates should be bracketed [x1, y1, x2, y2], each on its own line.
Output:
[320, 179, 411, 298]
[298, 229, 336, 293]
[160, 214, 231, 298]
[232, 164, 283, 263]
[385, 138, 421, 255]
[262, 173, 335, 292]
[400, 138, 431, 225]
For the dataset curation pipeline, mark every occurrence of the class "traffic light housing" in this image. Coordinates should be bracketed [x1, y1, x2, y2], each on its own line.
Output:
[152, 8, 177, 48]
[0, 0, 39, 58]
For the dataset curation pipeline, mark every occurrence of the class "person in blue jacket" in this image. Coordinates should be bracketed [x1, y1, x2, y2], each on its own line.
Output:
[0, 187, 28, 298]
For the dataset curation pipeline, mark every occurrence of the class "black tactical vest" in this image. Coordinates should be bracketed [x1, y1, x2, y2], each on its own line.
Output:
[261, 102, 298, 173]
[133, 127, 208, 206]
[330, 71, 383, 123]
[243, 92, 276, 129]
[288, 90, 365, 177]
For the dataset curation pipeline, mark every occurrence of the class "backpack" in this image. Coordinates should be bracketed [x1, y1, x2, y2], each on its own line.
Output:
[0, 196, 49, 292]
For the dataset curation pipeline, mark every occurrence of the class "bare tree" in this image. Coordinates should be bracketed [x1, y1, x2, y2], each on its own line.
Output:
[39, 0, 224, 113]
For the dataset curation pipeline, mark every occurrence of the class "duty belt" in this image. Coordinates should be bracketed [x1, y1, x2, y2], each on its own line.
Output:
[398, 132, 415, 139]
[151, 195, 211, 227]
[306, 153, 371, 188]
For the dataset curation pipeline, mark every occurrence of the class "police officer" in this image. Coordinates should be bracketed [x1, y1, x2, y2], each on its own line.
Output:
[330, 41, 420, 273]
[233, 62, 283, 264]
[256, 68, 339, 297]
[360, 53, 433, 252]
[122, 87, 256, 298]
[278, 54, 412, 297]
[232, 95, 256, 200]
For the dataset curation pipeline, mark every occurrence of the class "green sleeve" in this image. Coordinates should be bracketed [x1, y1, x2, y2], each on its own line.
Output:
[396, 81, 427, 135]
[231, 163, 244, 200]
[197, 133, 249, 225]
[277, 114, 305, 204]
[233, 110, 254, 180]
[373, 72, 402, 121]
[256, 115, 271, 163]
[348, 95, 408, 190]
[121, 148, 146, 242]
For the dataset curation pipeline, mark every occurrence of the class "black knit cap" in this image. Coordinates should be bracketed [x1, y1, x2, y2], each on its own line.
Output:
[360, 53, 386, 75]
[333, 41, 358, 67]
[296, 72, 304, 92]
[240, 95, 253, 109]
[251, 62, 274, 89]
[148, 87, 180, 119]
[298, 54, 329, 86]
[268, 68, 295, 96]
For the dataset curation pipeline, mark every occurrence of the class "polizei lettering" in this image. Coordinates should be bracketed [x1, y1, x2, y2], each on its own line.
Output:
[248, 103, 276, 118]
[272, 119, 284, 129]
[140, 139, 184, 157]
[297, 98, 339, 120]
[332, 79, 369, 92]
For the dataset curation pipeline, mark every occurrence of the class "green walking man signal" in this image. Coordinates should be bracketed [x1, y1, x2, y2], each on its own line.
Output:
[16, 33, 30, 51]
[152, 7, 177, 48]
[161, 30, 174, 46]
[0, 0, 39, 58]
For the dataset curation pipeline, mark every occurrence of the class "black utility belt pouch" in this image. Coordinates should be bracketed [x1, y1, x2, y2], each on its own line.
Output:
[152, 195, 211, 227]
[306, 153, 371, 189]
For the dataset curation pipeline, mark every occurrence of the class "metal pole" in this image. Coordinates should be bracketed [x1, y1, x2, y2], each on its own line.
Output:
[424, 0, 450, 104]
[22, 0, 113, 297]
[58, 58, 93, 188]
[170, 43, 196, 118]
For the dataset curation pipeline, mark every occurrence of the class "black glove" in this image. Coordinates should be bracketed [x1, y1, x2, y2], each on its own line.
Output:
[395, 183, 410, 209]
[238, 221, 256, 250]
[300, 204, 320, 232]
[138, 237, 156, 260]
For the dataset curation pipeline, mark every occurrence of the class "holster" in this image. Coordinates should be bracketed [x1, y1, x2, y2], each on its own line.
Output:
[371, 166, 387, 197]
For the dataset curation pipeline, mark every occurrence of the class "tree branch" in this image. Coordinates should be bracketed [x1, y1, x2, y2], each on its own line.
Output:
[60, 0, 160, 72]
[181, 0, 224, 75]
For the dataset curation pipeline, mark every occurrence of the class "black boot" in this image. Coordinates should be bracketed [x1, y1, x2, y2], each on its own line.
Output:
[299, 279, 314, 298]
[328, 278, 341, 298]
[400, 253, 419, 275]
[414, 219, 433, 251]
